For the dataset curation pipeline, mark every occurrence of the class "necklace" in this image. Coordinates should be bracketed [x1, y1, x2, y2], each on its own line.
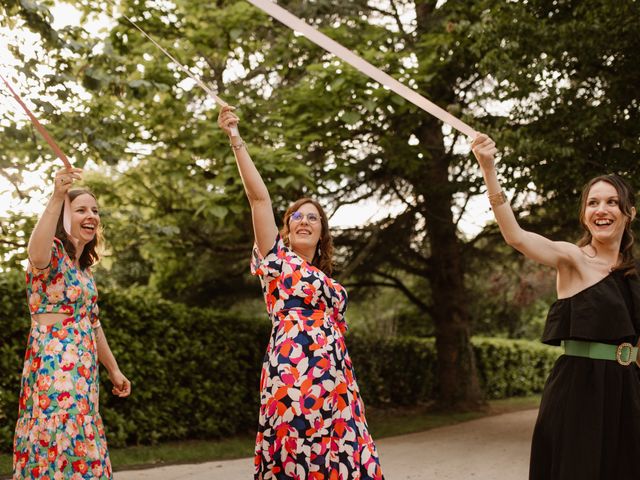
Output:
[582, 244, 597, 259]
[582, 243, 619, 272]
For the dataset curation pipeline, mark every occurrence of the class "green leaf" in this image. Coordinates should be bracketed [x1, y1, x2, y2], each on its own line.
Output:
[341, 112, 361, 125]
[209, 205, 228, 219]
[274, 176, 295, 189]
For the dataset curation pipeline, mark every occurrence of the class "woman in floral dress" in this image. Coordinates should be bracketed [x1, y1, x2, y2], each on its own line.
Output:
[13, 168, 131, 479]
[218, 106, 384, 479]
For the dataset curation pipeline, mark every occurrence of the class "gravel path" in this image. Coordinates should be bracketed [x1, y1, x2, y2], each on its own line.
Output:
[115, 408, 538, 480]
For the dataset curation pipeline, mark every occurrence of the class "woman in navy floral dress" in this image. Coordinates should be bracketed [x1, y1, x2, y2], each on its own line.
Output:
[219, 106, 384, 480]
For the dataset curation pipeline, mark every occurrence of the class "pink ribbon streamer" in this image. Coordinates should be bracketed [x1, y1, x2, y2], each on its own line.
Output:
[247, 0, 477, 138]
[1, 74, 73, 234]
[110, 2, 239, 136]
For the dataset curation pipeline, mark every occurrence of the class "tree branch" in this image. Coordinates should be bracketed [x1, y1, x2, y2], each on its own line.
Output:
[372, 269, 431, 313]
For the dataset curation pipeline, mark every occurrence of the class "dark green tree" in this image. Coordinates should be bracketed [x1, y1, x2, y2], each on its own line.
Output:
[2, 0, 638, 408]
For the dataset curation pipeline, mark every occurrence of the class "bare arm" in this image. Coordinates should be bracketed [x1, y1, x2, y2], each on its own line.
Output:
[28, 168, 83, 268]
[95, 327, 131, 397]
[218, 106, 278, 256]
[471, 134, 579, 269]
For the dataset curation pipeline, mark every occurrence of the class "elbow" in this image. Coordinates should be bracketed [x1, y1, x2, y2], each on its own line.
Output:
[27, 248, 49, 270]
[503, 234, 524, 250]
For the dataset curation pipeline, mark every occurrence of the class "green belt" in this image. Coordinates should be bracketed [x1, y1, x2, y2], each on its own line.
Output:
[562, 340, 639, 366]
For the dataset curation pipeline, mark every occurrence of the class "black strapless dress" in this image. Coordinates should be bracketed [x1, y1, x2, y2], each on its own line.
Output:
[529, 267, 640, 479]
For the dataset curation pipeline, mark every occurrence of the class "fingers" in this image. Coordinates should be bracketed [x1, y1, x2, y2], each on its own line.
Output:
[53, 168, 83, 194]
[218, 112, 239, 126]
[112, 377, 132, 397]
[471, 133, 488, 148]
[217, 105, 239, 134]
[471, 134, 495, 152]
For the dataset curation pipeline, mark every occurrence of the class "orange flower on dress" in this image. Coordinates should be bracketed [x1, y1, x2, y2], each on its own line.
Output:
[77, 398, 90, 415]
[77, 365, 91, 379]
[74, 441, 87, 457]
[38, 394, 51, 410]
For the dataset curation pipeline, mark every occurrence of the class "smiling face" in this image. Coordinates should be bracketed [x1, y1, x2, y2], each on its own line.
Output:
[288, 202, 323, 255]
[581, 180, 631, 246]
[68, 193, 100, 246]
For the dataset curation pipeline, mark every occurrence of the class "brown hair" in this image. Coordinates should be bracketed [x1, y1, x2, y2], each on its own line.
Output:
[280, 197, 334, 276]
[577, 174, 636, 275]
[54, 189, 104, 270]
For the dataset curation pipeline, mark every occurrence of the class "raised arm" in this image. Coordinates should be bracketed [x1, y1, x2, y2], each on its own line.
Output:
[218, 106, 278, 256]
[28, 168, 83, 268]
[471, 134, 579, 269]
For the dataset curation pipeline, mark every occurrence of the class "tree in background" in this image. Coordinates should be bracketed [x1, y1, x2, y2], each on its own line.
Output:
[1, 0, 638, 408]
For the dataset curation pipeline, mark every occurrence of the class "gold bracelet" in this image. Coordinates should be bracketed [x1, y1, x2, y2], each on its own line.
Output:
[230, 140, 246, 151]
[488, 191, 508, 208]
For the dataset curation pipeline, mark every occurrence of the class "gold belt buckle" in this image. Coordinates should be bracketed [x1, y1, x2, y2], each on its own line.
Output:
[616, 342, 634, 366]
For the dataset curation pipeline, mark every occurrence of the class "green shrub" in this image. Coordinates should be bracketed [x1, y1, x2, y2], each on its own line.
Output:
[0, 272, 559, 452]
[348, 335, 559, 406]
[473, 337, 559, 399]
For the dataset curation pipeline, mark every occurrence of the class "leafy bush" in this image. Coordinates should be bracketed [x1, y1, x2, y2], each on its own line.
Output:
[0, 273, 559, 452]
[348, 335, 558, 406]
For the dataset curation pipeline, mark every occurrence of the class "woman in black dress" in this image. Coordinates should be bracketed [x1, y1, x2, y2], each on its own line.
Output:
[472, 134, 640, 479]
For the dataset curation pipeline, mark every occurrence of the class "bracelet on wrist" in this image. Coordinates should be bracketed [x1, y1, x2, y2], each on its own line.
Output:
[487, 190, 508, 208]
[230, 140, 246, 151]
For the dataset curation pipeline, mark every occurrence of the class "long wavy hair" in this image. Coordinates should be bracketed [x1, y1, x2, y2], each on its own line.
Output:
[54, 189, 104, 270]
[280, 197, 334, 276]
[577, 174, 636, 275]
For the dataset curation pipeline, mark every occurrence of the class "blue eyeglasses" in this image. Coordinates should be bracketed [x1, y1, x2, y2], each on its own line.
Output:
[290, 211, 320, 224]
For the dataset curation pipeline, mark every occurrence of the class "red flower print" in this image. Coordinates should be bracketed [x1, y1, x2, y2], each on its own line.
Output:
[78, 398, 90, 414]
[72, 459, 88, 474]
[332, 418, 350, 439]
[48, 445, 57, 462]
[57, 392, 73, 409]
[61, 361, 75, 372]
[302, 284, 317, 304]
[281, 365, 300, 386]
[74, 440, 87, 457]
[52, 328, 68, 341]
[279, 338, 297, 358]
[250, 235, 383, 477]
[91, 460, 103, 476]
[38, 394, 51, 410]
[331, 381, 348, 411]
[30, 356, 41, 372]
[77, 365, 91, 378]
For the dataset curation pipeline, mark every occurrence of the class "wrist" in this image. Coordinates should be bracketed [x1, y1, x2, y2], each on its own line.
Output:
[487, 190, 508, 208]
[230, 139, 246, 151]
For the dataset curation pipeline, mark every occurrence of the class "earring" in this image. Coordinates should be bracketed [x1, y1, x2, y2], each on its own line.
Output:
[317, 247, 322, 257]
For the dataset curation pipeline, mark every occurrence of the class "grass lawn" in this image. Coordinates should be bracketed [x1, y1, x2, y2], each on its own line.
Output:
[0, 395, 540, 477]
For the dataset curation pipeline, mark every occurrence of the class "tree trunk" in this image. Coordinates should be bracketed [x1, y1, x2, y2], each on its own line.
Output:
[416, 118, 484, 409]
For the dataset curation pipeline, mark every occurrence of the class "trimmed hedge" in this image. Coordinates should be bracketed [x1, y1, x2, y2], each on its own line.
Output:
[0, 271, 559, 452]
[348, 335, 558, 405]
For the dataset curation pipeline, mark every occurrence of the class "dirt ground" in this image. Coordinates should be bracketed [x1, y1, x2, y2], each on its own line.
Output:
[115, 408, 538, 480]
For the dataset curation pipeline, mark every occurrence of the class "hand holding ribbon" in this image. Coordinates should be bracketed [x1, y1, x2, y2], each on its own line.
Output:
[1, 73, 74, 234]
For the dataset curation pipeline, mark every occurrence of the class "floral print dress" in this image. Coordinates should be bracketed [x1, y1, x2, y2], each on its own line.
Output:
[251, 234, 384, 480]
[13, 238, 112, 479]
